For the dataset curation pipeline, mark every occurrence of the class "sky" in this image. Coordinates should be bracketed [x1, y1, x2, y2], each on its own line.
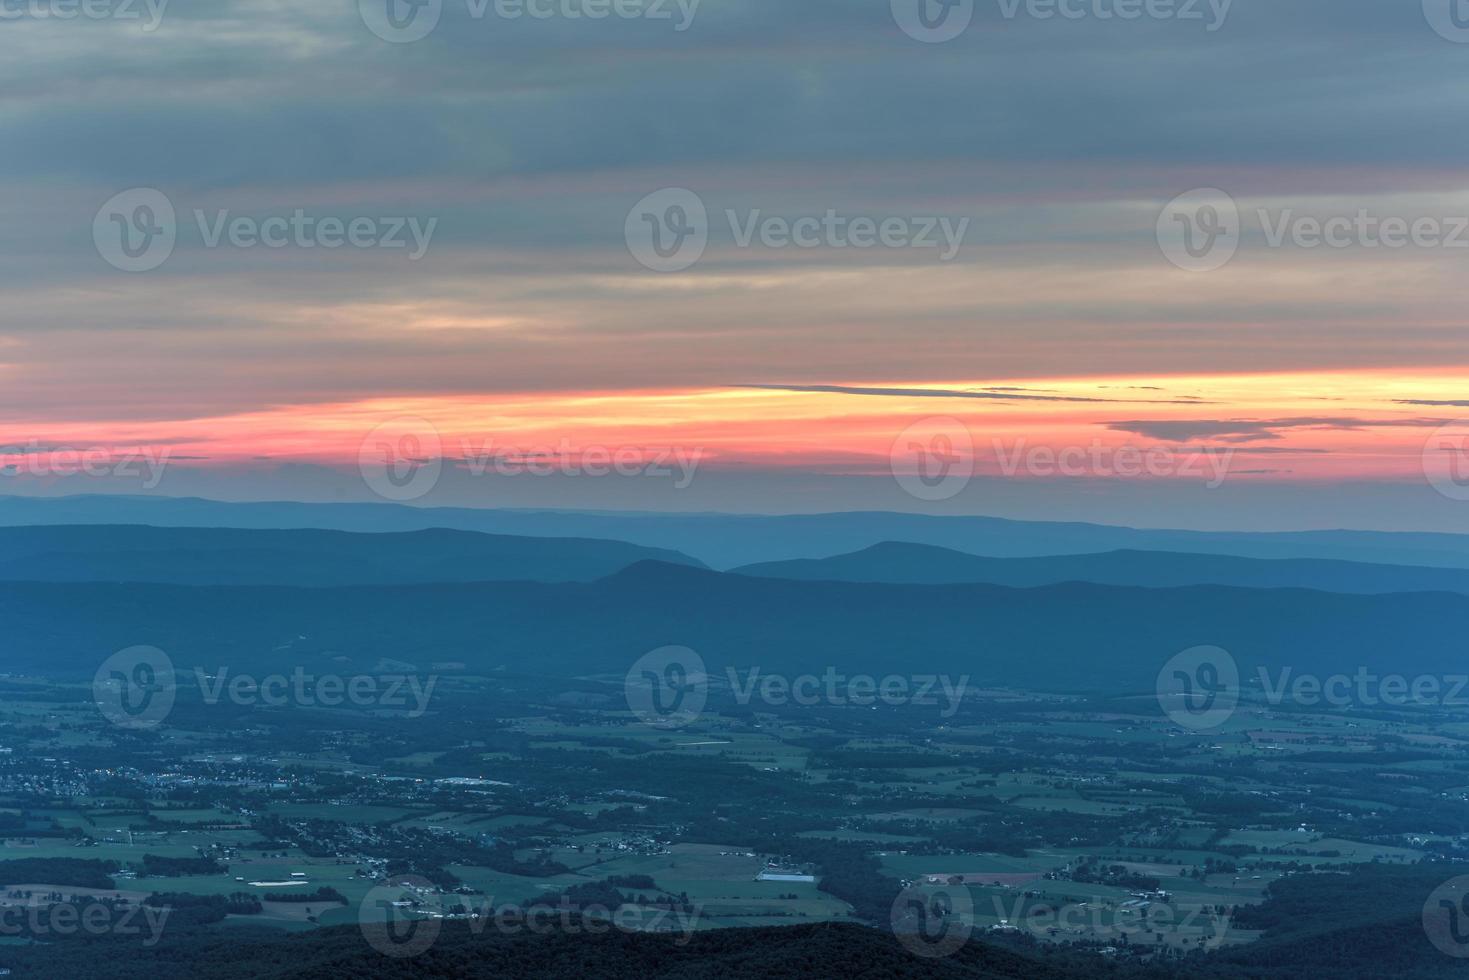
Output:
[4, 0, 1469, 530]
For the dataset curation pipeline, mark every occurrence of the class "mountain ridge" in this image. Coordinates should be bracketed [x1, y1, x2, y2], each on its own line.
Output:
[0, 524, 704, 586]
[6, 561, 1464, 692]
[6, 494, 1469, 569]
[732, 541, 1469, 595]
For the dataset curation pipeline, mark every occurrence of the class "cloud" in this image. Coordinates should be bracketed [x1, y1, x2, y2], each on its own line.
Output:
[735, 384, 1190, 404]
[1181, 446, 1332, 455]
[2, 0, 1468, 522]
[1107, 417, 1454, 442]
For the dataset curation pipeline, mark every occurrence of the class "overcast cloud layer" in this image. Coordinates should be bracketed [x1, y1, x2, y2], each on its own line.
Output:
[3, 1, 1469, 526]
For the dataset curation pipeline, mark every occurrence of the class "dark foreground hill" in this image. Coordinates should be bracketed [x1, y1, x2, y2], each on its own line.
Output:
[0, 921, 1091, 980]
[734, 542, 1469, 595]
[6, 561, 1469, 691]
[6, 874, 1465, 980]
[0, 524, 702, 585]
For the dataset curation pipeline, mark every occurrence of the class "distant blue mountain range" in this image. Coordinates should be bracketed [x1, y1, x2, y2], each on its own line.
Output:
[734, 541, 1469, 595]
[2, 560, 1464, 691]
[5, 494, 1469, 570]
[0, 524, 701, 586]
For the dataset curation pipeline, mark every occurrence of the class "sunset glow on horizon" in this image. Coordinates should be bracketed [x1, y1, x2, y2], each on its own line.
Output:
[5, 368, 1467, 488]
